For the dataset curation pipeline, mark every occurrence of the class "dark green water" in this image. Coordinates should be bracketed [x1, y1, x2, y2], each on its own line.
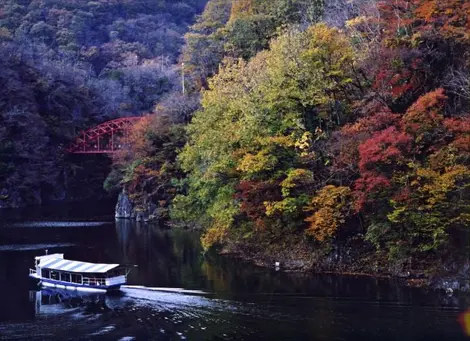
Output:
[0, 201, 469, 340]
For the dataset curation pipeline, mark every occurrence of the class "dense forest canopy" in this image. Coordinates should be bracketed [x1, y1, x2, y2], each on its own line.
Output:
[165, 0, 470, 271]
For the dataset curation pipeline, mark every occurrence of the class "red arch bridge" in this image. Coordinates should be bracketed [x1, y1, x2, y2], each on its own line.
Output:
[67, 117, 142, 154]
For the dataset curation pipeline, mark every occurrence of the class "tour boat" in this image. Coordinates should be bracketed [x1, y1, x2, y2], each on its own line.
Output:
[29, 253, 130, 293]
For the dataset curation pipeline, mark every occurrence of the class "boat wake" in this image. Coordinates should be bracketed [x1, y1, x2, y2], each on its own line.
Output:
[122, 285, 210, 296]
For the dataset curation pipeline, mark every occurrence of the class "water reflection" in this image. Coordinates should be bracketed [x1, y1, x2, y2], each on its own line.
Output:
[114, 220, 470, 307]
[29, 288, 109, 316]
[0, 212, 468, 340]
[115, 220, 205, 290]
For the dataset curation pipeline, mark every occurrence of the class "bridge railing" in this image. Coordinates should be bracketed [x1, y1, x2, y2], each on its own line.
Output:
[67, 117, 142, 154]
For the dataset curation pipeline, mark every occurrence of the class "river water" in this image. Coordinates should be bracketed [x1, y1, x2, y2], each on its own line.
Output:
[0, 201, 469, 340]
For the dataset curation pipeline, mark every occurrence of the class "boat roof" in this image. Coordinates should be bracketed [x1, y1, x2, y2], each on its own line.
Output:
[38, 255, 120, 274]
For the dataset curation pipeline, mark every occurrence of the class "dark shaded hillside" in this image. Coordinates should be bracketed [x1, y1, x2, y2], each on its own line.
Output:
[0, 0, 207, 69]
[0, 0, 207, 208]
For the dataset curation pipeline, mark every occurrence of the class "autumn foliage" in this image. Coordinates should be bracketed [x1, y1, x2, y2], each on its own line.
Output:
[166, 0, 470, 268]
[305, 186, 352, 241]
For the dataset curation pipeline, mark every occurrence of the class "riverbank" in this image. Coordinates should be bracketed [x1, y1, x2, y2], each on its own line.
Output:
[114, 191, 470, 293]
[219, 233, 470, 294]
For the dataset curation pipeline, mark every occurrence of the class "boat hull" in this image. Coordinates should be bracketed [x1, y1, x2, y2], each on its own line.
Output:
[29, 274, 122, 293]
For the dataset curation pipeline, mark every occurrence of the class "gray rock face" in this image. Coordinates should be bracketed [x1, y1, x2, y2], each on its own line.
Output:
[115, 191, 134, 219]
[115, 190, 158, 222]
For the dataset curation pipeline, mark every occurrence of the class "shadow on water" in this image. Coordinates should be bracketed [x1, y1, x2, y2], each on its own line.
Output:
[0, 203, 469, 340]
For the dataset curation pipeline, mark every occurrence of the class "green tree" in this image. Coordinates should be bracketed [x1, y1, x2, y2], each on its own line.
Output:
[174, 24, 361, 249]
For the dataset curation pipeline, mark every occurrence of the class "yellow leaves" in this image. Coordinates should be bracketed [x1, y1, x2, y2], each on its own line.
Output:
[280, 168, 313, 197]
[305, 23, 356, 68]
[237, 150, 277, 174]
[258, 135, 295, 147]
[0, 27, 12, 40]
[428, 146, 458, 170]
[201, 220, 229, 250]
[236, 135, 298, 176]
[295, 132, 312, 156]
[386, 163, 470, 253]
[415, 165, 470, 207]
[264, 200, 287, 216]
[304, 185, 352, 241]
[345, 16, 369, 29]
[264, 197, 300, 216]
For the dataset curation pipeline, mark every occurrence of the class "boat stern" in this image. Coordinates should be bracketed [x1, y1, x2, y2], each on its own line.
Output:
[105, 275, 127, 290]
[29, 269, 41, 280]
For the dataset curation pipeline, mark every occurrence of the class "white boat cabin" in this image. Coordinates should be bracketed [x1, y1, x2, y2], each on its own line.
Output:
[29, 253, 128, 291]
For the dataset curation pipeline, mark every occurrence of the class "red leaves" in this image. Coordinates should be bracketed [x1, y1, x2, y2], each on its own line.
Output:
[353, 172, 392, 211]
[453, 136, 470, 152]
[371, 50, 422, 101]
[352, 126, 411, 211]
[332, 110, 401, 173]
[235, 180, 281, 229]
[376, 67, 414, 99]
[444, 116, 470, 152]
[343, 110, 400, 136]
[358, 126, 412, 172]
[444, 117, 470, 134]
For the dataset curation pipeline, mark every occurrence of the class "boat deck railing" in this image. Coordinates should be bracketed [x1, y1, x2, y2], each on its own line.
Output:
[82, 277, 107, 286]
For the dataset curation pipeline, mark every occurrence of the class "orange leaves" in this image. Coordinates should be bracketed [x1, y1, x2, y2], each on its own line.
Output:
[304, 185, 352, 241]
[405, 88, 446, 117]
[413, 0, 470, 42]
[453, 136, 470, 152]
[342, 110, 400, 136]
[402, 88, 446, 137]
[414, 0, 438, 22]
[377, 0, 470, 44]
[229, 0, 254, 21]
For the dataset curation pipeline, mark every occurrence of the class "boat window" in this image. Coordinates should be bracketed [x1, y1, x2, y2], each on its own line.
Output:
[41, 269, 50, 278]
[50, 271, 59, 280]
[71, 274, 82, 284]
[61, 272, 71, 282]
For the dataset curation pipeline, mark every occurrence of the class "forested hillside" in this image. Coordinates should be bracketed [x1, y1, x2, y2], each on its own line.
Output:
[116, 0, 470, 276]
[0, 0, 206, 207]
[2, 0, 470, 277]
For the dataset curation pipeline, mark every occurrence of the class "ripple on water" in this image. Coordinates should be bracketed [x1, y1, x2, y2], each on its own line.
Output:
[90, 324, 116, 336]
[0, 243, 75, 251]
[5, 221, 111, 228]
